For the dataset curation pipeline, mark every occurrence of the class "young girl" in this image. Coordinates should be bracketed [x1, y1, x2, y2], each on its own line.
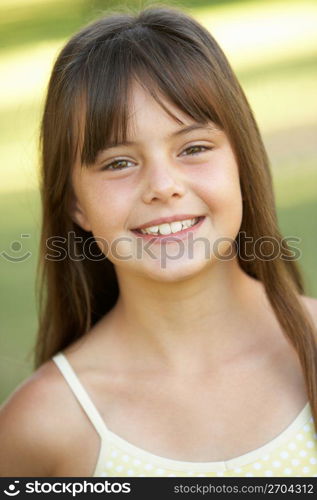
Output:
[1, 6, 317, 478]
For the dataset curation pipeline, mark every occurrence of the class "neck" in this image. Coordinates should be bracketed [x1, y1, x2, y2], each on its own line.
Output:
[105, 258, 269, 375]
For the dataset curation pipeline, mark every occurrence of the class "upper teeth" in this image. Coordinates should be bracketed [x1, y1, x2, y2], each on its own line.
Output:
[139, 218, 199, 235]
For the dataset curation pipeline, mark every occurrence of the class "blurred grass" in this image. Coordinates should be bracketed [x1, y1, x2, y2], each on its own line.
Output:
[0, 0, 316, 402]
[0, 190, 40, 401]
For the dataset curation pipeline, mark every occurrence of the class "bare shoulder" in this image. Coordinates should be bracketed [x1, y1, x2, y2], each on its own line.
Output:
[300, 294, 317, 317]
[299, 294, 317, 337]
[0, 359, 77, 476]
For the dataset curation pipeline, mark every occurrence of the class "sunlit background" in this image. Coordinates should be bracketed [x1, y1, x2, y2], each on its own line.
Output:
[1, 0, 316, 403]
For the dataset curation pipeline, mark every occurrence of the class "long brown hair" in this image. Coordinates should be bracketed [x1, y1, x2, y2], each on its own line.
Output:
[36, 6, 317, 428]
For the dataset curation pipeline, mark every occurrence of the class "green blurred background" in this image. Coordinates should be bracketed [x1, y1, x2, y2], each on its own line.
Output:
[1, 0, 316, 403]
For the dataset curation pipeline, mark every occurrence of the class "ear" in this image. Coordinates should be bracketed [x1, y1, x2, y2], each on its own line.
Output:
[69, 196, 92, 232]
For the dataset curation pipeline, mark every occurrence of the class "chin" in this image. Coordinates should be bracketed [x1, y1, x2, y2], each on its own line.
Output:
[139, 255, 212, 283]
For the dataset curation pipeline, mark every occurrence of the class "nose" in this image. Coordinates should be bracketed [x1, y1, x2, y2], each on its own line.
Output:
[141, 162, 187, 204]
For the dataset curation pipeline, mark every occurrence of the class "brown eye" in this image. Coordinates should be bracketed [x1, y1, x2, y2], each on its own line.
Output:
[181, 145, 211, 156]
[102, 159, 134, 171]
[103, 159, 130, 170]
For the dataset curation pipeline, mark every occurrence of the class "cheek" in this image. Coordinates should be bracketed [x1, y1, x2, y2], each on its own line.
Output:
[85, 184, 114, 214]
[192, 157, 242, 211]
[81, 180, 136, 240]
[192, 155, 243, 249]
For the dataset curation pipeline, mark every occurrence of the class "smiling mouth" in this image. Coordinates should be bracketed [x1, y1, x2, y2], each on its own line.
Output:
[131, 216, 205, 238]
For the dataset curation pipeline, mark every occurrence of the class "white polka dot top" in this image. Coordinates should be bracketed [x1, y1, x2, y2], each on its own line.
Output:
[53, 353, 317, 477]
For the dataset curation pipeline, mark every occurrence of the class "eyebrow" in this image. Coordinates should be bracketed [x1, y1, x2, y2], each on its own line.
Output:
[96, 123, 217, 156]
[170, 123, 217, 138]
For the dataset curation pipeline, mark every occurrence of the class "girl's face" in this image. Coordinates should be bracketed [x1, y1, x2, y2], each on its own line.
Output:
[71, 83, 243, 282]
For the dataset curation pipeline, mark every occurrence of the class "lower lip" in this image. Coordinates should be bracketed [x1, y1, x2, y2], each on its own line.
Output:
[131, 217, 205, 243]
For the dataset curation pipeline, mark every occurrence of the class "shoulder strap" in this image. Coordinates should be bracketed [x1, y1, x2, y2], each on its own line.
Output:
[52, 352, 109, 438]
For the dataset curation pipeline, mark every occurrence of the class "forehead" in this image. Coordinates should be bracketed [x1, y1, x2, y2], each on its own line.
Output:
[123, 82, 201, 138]
[75, 67, 222, 168]
[75, 82, 212, 167]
